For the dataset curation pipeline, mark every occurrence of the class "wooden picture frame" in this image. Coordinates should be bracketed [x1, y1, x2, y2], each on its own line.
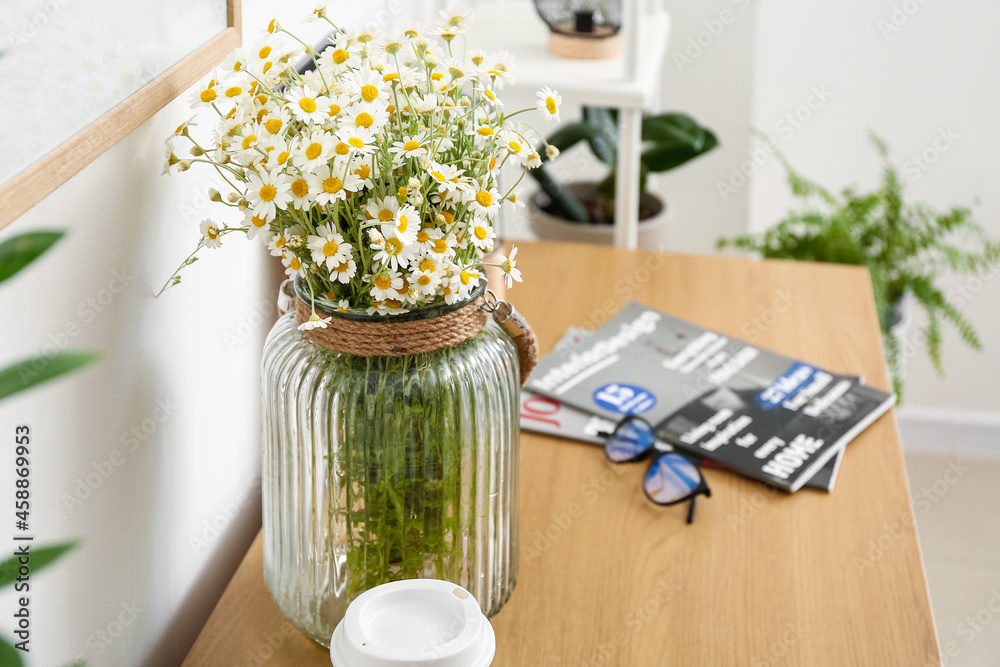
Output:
[0, 0, 242, 231]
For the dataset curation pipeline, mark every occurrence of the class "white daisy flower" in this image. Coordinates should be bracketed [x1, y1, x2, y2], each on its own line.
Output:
[286, 87, 331, 124]
[371, 234, 418, 271]
[243, 212, 270, 240]
[282, 251, 308, 278]
[308, 226, 352, 269]
[246, 169, 292, 221]
[189, 74, 222, 108]
[444, 266, 480, 304]
[322, 93, 352, 128]
[349, 154, 377, 189]
[497, 128, 529, 167]
[345, 101, 390, 131]
[426, 231, 458, 260]
[330, 258, 358, 284]
[298, 312, 332, 331]
[292, 131, 334, 171]
[267, 224, 305, 257]
[410, 267, 441, 296]
[336, 126, 377, 155]
[312, 170, 363, 205]
[536, 86, 562, 123]
[365, 196, 400, 225]
[496, 246, 522, 288]
[426, 161, 466, 193]
[469, 218, 496, 251]
[506, 188, 526, 209]
[335, 299, 351, 312]
[439, 1, 474, 29]
[287, 174, 316, 209]
[389, 135, 428, 163]
[383, 204, 419, 245]
[261, 108, 291, 136]
[353, 68, 390, 104]
[526, 151, 543, 168]
[369, 269, 404, 300]
[221, 48, 249, 75]
[200, 220, 223, 249]
[318, 39, 362, 75]
[465, 180, 500, 217]
[259, 136, 292, 169]
[304, 3, 329, 23]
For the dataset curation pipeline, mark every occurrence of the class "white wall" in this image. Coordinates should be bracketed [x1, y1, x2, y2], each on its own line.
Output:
[748, 0, 1000, 428]
[0, 2, 386, 665]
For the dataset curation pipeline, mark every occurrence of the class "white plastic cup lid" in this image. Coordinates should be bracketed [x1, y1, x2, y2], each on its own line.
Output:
[330, 579, 496, 667]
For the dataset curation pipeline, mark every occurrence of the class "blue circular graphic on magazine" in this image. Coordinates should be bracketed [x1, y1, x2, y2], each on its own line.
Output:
[592, 383, 657, 415]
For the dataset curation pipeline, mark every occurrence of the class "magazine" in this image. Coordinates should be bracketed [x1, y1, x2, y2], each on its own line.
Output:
[526, 303, 896, 493]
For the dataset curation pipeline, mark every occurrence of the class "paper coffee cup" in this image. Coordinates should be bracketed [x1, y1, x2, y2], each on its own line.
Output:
[330, 579, 496, 667]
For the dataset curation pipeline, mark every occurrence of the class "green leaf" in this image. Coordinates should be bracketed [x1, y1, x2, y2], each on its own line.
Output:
[526, 166, 590, 223]
[582, 106, 618, 165]
[0, 541, 79, 588]
[641, 141, 716, 173]
[0, 231, 64, 285]
[0, 638, 24, 667]
[642, 113, 719, 153]
[0, 352, 100, 402]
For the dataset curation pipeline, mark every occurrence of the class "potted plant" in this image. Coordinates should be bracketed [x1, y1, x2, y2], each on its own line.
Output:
[718, 133, 1000, 399]
[160, 9, 552, 645]
[528, 107, 718, 245]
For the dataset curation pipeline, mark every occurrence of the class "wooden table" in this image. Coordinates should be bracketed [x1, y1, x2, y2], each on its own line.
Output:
[183, 241, 940, 667]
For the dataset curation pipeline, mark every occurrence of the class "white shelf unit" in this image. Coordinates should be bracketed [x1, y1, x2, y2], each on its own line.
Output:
[462, 0, 672, 248]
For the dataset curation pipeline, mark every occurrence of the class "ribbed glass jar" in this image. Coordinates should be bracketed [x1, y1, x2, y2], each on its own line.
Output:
[260, 283, 520, 646]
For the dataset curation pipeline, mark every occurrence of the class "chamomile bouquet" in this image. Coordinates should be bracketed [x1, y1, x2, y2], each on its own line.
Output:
[161, 6, 562, 327]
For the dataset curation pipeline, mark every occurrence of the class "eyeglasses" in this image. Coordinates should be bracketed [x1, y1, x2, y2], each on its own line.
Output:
[598, 416, 711, 524]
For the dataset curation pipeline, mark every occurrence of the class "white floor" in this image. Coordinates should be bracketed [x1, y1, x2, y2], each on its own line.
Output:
[906, 453, 1000, 666]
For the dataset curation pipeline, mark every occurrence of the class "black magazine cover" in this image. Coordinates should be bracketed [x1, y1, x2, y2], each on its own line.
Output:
[527, 302, 896, 492]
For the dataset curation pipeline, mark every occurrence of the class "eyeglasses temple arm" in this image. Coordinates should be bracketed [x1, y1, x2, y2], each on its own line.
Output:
[686, 495, 697, 524]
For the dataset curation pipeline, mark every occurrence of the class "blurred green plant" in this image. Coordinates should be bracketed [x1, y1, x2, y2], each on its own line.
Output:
[0, 230, 95, 665]
[717, 132, 1000, 399]
[530, 107, 719, 223]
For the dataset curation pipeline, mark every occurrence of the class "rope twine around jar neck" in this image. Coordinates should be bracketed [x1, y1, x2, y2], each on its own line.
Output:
[288, 282, 539, 386]
[294, 294, 489, 357]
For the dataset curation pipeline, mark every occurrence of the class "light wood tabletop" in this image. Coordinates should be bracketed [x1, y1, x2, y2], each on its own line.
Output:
[183, 241, 940, 667]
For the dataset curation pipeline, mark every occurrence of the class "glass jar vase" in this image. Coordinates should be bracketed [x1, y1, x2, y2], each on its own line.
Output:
[260, 280, 520, 646]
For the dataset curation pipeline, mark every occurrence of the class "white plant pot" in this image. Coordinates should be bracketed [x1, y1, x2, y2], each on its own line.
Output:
[527, 182, 671, 247]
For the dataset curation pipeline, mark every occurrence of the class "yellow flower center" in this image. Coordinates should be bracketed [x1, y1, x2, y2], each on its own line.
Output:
[474, 225, 488, 240]
[361, 84, 380, 102]
[298, 97, 317, 113]
[397, 215, 409, 232]
[508, 140, 521, 153]
[378, 208, 394, 222]
[206, 227, 218, 239]
[267, 19, 278, 33]
[460, 270, 472, 285]
[262, 61, 273, 74]
[385, 299, 403, 309]
[335, 142, 350, 155]
[200, 88, 217, 103]
[225, 86, 242, 97]
[258, 46, 272, 59]
[305, 142, 323, 160]
[231, 61, 243, 72]
[291, 179, 308, 197]
[430, 171, 446, 183]
[477, 127, 494, 136]
[349, 137, 365, 149]
[322, 241, 339, 257]
[259, 184, 277, 202]
[431, 72, 444, 81]
[475, 190, 492, 207]
[355, 164, 371, 179]
[277, 150, 290, 165]
[385, 237, 403, 255]
[383, 72, 399, 82]
[431, 239, 448, 254]
[546, 96, 557, 114]
[288, 257, 301, 270]
[334, 261, 350, 273]
[355, 112, 374, 128]
[441, 211, 454, 224]
[403, 140, 421, 151]
[420, 258, 435, 272]
[484, 89, 496, 101]
[323, 177, 342, 194]
[251, 215, 267, 228]
[265, 118, 283, 134]
[417, 230, 430, 243]
[374, 274, 392, 290]
[332, 48, 349, 64]
[241, 135, 257, 150]
[328, 103, 342, 116]
[418, 275, 432, 286]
